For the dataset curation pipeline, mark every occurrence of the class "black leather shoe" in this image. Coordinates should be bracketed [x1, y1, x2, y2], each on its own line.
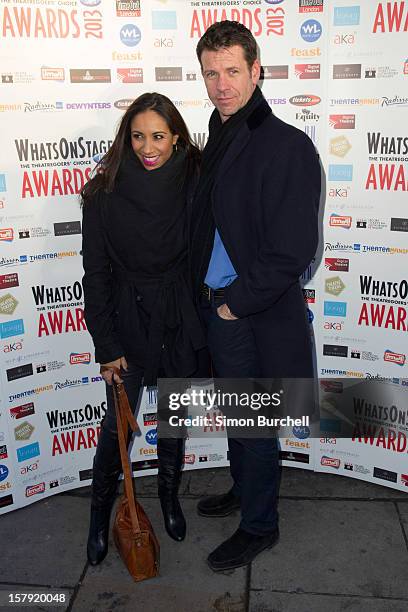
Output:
[207, 527, 279, 572]
[159, 493, 186, 542]
[197, 489, 240, 517]
[87, 505, 112, 566]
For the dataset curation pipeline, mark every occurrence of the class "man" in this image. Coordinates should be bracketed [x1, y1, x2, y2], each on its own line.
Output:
[190, 21, 321, 572]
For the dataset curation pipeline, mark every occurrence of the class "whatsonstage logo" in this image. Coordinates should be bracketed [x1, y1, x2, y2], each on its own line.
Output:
[31, 282, 86, 338]
[14, 137, 112, 198]
[358, 274, 408, 332]
[189, 5, 285, 38]
[0, 6, 105, 40]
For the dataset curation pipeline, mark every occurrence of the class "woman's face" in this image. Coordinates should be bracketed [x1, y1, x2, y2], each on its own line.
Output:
[130, 109, 179, 171]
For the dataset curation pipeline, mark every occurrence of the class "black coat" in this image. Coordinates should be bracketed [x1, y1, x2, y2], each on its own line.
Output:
[82, 175, 205, 385]
[190, 105, 321, 377]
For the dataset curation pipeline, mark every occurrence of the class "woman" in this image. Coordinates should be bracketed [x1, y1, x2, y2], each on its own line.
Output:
[81, 93, 207, 566]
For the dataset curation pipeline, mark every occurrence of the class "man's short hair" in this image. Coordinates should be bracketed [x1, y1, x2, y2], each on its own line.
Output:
[196, 20, 258, 70]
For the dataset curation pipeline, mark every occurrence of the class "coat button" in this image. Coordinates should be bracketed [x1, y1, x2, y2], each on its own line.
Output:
[136, 295, 143, 302]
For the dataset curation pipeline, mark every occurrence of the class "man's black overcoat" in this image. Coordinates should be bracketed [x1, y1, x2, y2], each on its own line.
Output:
[190, 104, 321, 378]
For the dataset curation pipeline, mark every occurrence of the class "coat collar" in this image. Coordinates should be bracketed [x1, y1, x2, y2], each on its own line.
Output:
[213, 99, 271, 188]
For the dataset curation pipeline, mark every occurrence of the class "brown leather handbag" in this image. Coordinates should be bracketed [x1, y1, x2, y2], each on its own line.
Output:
[109, 369, 160, 581]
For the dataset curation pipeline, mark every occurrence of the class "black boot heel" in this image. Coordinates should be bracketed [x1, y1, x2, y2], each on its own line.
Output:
[159, 492, 186, 541]
[87, 504, 113, 565]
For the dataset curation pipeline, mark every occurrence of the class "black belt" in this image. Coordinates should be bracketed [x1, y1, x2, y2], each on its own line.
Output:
[201, 284, 226, 301]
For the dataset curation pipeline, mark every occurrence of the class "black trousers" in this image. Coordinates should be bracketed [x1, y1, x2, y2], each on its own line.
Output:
[201, 296, 280, 535]
[93, 363, 144, 477]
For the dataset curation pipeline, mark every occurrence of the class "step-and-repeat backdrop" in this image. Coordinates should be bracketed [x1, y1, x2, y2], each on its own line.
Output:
[1, 0, 407, 513]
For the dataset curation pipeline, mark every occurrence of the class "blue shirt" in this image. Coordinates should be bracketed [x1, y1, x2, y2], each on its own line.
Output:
[205, 229, 237, 289]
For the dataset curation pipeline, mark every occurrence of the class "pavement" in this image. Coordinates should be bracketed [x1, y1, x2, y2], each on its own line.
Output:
[0, 466, 407, 612]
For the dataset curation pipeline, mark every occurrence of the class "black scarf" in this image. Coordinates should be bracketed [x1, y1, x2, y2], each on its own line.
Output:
[111, 148, 187, 275]
[190, 86, 267, 294]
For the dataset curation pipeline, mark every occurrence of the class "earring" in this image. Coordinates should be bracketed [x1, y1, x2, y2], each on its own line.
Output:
[174, 142, 178, 152]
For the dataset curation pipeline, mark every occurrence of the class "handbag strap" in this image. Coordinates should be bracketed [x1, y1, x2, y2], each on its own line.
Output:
[108, 367, 142, 538]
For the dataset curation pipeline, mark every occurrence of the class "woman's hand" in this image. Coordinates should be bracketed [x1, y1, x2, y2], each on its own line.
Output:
[100, 356, 128, 385]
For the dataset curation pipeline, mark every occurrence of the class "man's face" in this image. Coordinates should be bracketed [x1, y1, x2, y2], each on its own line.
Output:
[201, 45, 260, 122]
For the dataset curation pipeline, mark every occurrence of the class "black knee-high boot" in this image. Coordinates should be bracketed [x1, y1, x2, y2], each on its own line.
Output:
[157, 437, 186, 541]
[87, 424, 125, 566]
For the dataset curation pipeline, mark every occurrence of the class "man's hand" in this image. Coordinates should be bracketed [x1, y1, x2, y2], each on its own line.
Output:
[217, 303, 239, 320]
[100, 356, 128, 385]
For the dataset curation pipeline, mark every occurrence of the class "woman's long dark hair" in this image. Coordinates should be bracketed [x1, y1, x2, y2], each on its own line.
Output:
[81, 92, 200, 204]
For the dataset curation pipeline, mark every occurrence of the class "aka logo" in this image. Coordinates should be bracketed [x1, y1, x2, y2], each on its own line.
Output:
[154, 37, 174, 47]
[3, 340, 23, 352]
[20, 460, 39, 474]
[145, 429, 157, 446]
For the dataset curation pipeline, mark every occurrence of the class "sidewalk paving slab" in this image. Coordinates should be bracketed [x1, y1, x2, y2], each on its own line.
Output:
[250, 499, 408, 600]
[249, 591, 408, 612]
[0, 496, 89, 588]
[72, 498, 247, 612]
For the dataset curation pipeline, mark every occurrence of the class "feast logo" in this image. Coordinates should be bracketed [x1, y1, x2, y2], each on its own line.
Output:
[1, 8, 81, 38]
[373, 2, 408, 33]
[51, 426, 101, 456]
[38, 308, 86, 337]
[384, 350, 406, 365]
[21, 167, 92, 198]
[358, 303, 408, 331]
[189, 7, 285, 38]
[365, 164, 407, 191]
